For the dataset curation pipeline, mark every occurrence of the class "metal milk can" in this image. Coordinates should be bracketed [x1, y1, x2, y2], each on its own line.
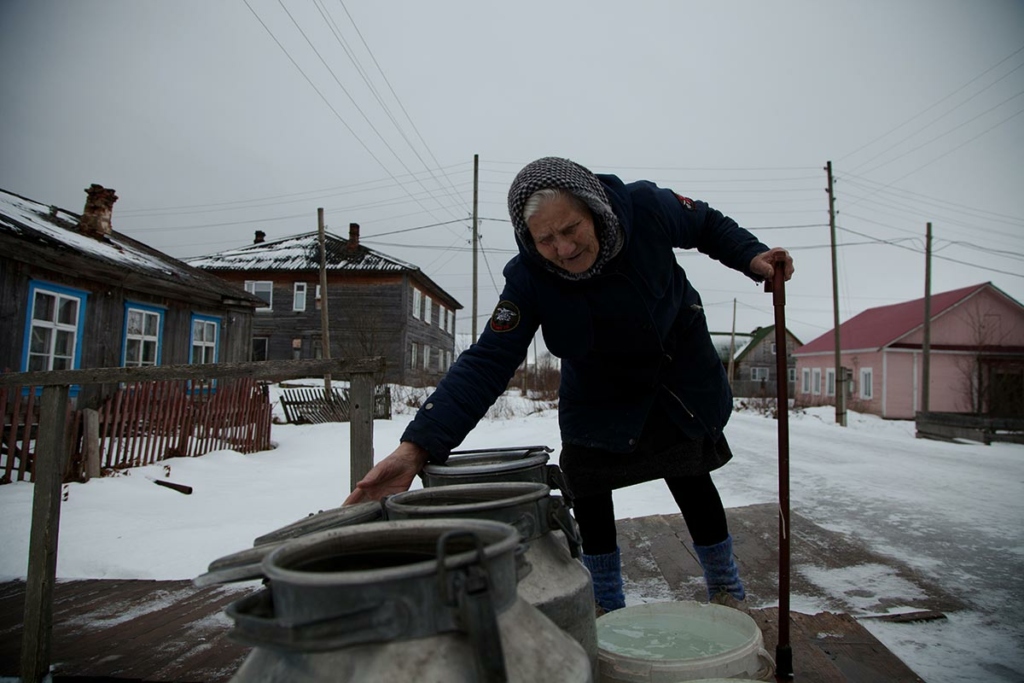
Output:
[210, 519, 592, 682]
[385, 482, 598, 672]
[419, 446, 571, 497]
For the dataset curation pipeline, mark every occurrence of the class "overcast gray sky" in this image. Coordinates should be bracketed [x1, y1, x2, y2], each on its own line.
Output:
[2, 0, 1022, 345]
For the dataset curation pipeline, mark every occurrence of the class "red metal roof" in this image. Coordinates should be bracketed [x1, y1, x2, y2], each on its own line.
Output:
[794, 283, 992, 355]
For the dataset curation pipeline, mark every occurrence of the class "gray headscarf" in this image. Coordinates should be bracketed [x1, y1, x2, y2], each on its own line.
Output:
[507, 157, 624, 280]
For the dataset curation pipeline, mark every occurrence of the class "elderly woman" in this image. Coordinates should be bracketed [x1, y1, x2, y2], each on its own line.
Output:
[346, 156, 793, 612]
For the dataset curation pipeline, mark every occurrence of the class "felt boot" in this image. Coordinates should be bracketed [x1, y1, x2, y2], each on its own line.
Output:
[693, 534, 746, 602]
[582, 547, 626, 613]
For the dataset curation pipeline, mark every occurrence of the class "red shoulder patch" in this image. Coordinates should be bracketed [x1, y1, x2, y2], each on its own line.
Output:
[674, 193, 694, 210]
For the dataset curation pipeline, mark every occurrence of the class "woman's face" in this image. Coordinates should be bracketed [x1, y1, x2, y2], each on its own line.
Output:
[525, 195, 599, 274]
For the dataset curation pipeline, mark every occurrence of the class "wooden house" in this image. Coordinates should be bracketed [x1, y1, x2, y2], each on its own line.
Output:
[792, 283, 1024, 419]
[0, 185, 260, 407]
[711, 326, 802, 397]
[188, 226, 462, 386]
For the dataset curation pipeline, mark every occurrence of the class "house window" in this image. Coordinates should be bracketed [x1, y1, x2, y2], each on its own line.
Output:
[441, 307, 448, 332]
[245, 281, 273, 310]
[312, 340, 323, 359]
[410, 342, 418, 369]
[23, 282, 88, 372]
[825, 368, 836, 396]
[252, 337, 269, 362]
[860, 368, 874, 399]
[423, 344, 431, 370]
[293, 282, 307, 311]
[801, 369, 810, 393]
[315, 284, 322, 310]
[412, 287, 421, 320]
[771, 342, 777, 355]
[424, 295, 432, 325]
[438, 350, 444, 372]
[123, 304, 162, 367]
[190, 315, 220, 364]
[812, 368, 822, 395]
[446, 350, 452, 370]
[750, 367, 768, 382]
[788, 368, 796, 382]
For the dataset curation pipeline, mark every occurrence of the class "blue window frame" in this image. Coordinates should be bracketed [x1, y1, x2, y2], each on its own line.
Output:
[22, 281, 88, 373]
[122, 302, 165, 367]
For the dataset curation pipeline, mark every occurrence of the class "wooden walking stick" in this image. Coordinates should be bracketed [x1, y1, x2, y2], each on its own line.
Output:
[766, 255, 794, 678]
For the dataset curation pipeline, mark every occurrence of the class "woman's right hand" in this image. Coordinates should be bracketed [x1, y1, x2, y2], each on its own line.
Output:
[343, 441, 430, 504]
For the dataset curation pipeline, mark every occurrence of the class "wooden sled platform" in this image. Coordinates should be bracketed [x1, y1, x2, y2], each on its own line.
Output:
[0, 503, 955, 681]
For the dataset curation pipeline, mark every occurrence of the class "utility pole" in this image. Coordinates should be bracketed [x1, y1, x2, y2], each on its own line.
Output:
[922, 222, 932, 414]
[727, 298, 737, 388]
[826, 161, 847, 426]
[317, 208, 332, 395]
[472, 153, 480, 341]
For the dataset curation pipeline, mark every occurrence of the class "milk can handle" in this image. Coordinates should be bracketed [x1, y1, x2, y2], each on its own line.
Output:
[549, 498, 582, 558]
[545, 465, 575, 507]
[226, 589, 409, 651]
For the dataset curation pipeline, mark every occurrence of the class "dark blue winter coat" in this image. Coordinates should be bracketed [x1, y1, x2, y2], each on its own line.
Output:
[402, 174, 768, 463]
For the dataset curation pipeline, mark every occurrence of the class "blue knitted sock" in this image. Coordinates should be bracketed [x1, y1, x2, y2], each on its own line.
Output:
[693, 534, 746, 601]
[582, 547, 626, 612]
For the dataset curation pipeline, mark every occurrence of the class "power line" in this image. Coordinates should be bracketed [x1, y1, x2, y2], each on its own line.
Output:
[838, 42, 1024, 163]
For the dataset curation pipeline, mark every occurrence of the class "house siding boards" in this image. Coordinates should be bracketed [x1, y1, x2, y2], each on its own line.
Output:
[0, 188, 258, 407]
[192, 231, 461, 386]
[794, 283, 1024, 419]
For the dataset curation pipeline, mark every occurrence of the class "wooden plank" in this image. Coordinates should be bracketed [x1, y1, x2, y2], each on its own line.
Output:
[17, 389, 35, 482]
[3, 389, 22, 482]
[0, 387, 9, 482]
[349, 372, 375, 490]
[20, 384, 70, 682]
[0, 357, 385, 388]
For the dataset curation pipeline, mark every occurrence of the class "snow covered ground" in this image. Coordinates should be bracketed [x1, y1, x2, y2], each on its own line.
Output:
[1, 388, 1021, 682]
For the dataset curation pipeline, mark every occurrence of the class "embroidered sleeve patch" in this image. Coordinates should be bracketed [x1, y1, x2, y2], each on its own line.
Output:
[490, 300, 521, 333]
[674, 193, 694, 210]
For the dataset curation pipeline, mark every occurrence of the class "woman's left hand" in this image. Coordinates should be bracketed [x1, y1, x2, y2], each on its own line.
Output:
[749, 247, 794, 282]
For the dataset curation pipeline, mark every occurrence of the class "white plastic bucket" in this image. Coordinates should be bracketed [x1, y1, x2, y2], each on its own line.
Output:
[596, 601, 774, 682]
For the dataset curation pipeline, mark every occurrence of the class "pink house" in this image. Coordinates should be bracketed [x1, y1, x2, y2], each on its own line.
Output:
[793, 283, 1024, 419]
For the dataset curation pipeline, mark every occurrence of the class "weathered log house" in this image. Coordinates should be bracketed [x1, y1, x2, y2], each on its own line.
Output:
[188, 226, 462, 386]
[0, 185, 260, 407]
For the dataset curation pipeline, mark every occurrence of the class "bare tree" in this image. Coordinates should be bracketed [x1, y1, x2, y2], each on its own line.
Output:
[952, 302, 1014, 414]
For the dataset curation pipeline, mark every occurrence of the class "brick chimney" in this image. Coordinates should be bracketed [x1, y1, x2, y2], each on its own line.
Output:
[79, 184, 118, 239]
[348, 223, 360, 252]
[254, 230, 266, 244]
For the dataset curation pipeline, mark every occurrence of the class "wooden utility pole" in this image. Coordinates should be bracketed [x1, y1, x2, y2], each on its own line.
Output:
[472, 153, 480, 341]
[826, 161, 847, 426]
[727, 298, 737, 388]
[317, 208, 332, 394]
[922, 222, 932, 413]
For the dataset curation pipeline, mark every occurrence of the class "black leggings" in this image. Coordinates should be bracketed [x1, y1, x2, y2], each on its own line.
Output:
[573, 473, 729, 555]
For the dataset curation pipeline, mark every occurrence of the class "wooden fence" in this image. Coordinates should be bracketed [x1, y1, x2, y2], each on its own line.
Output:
[1, 378, 272, 484]
[915, 411, 1024, 445]
[0, 357, 383, 683]
[279, 384, 392, 424]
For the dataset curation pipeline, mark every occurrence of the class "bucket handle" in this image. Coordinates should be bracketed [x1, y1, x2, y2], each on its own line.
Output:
[226, 588, 411, 652]
[755, 646, 777, 680]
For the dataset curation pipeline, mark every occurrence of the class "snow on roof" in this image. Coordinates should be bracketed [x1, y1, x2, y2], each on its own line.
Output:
[186, 231, 417, 273]
[794, 283, 1001, 355]
[0, 188, 259, 303]
[709, 332, 754, 360]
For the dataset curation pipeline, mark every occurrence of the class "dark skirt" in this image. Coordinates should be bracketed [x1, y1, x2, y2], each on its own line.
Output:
[558, 403, 732, 498]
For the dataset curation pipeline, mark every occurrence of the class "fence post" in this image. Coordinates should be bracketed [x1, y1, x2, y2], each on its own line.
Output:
[20, 385, 70, 683]
[349, 371, 375, 492]
[83, 408, 101, 480]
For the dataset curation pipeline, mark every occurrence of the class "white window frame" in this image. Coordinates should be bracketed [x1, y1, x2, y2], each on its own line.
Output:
[812, 368, 822, 395]
[860, 368, 874, 399]
[190, 315, 220, 365]
[423, 344, 431, 370]
[750, 367, 768, 382]
[244, 280, 273, 311]
[446, 350, 452, 370]
[801, 368, 810, 394]
[412, 287, 421, 320]
[24, 283, 87, 372]
[123, 305, 162, 368]
[424, 295, 432, 325]
[441, 307, 448, 332]
[825, 368, 836, 397]
[788, 367, 796, 382]
[293, 282, 307, 311]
